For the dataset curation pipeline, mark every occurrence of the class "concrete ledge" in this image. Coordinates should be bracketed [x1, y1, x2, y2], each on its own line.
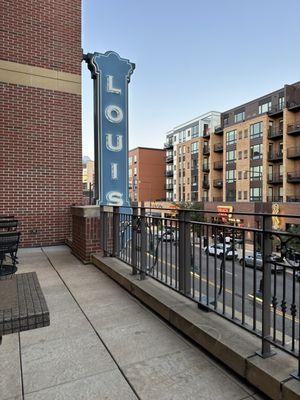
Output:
[71, 205, 100, 218]
[91, 254, 300, 400]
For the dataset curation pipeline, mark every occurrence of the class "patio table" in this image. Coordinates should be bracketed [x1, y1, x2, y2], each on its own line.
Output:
[0, 272, 49, 344]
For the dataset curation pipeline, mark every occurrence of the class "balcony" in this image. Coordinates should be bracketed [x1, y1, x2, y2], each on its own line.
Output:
[213, 196, 223, 202]
[287, 146, 300, 159]
[203, 130, 210, 138]
[268, 150, 283, 162]
[287, 123, 300, 136]
[287, 196, 300, 202]
[202, 164, 210, 172]
[267, 104, 284, 117]
[166, 155, 174, 163]
[213, 143, 223, 152]
[287, 171, 300, 183]
[213, 160, 223, 170]
[267, 196, 283, 202]
[268, 126, 283, 140]
[203, 146, 210, 155]
[214, 125, 223, 135]
[213, 179, 223, 188]
[165, 183, 174, 190]
[267, 173, 283, 184]
[165, 170, 173, 177]
[287, 101, 300, 112]
[202, 180, 210, 189]
[164, 141, 173, 149]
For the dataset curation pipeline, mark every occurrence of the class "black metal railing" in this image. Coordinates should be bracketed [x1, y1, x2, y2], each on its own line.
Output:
[214, 126, 223, 135]
[165, 170, 173, 177]
[203, 146, 210, 155]
[214, 143, 223, 152]
[165, 184, 174, 190]
[164, 141, 173, 149]
[287, 172, 300, 183]
[213, 179, 223, 188]
[287, 123, 300, 136]
[287, 146, 300, 159]
[268, 173, 283, 184]
[268, 126, 283, 140]
[166, 155, 174, 163]
[268, 151, 283, 162]
[287, 196, 300, 202]
[213, 161, 223, 170]
[267, 104, 285, 116]
[202, 164, 210, 172]
[267, 196, 283, 202]
[100, 205, 300, 378]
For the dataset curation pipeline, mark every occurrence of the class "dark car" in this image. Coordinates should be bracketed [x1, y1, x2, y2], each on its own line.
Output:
[239, 252, 284, 273]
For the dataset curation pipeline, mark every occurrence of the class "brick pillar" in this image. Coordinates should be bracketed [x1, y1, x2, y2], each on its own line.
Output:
[70, 206, 101, 263]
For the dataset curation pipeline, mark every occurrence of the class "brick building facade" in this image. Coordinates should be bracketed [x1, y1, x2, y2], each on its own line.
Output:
[0, 0, 83, 246]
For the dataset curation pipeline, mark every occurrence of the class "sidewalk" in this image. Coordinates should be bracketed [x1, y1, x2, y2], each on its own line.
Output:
[0, 246, 267, 399]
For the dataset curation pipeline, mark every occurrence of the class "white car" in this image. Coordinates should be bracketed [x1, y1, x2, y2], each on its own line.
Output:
[204, 244, 238, 260]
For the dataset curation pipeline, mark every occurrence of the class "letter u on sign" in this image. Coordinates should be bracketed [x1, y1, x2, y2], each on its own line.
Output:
[106, 134, 123, 152]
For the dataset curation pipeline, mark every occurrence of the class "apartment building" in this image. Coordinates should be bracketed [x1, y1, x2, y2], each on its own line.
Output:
[165, 82, 300, 206]
[82, 156, 95, 191]
[129, 147, 165, 203]
[164, 112, 221, 202]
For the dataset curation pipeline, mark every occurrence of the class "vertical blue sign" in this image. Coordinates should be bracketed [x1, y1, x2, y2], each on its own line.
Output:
[85, 51, 135, 206]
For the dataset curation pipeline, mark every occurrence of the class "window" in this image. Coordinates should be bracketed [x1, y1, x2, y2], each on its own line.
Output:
[244, 191, 247, 200]
[244, 150, 248, 159]
[234, 110, 245, 123]
[191, 142, 199, 154]
[250, 122, 263, 139]
[244, 129, 248, 138]
[244, 171, 248, 179]
[250, 187, 262, 202]
[191, 125, 199, 138]
[238, 191, 242, 200]
[238, 151, 242, 160]
[226, 130, 237, 145]
[278, 96, 285, 110]
[129, 157, 132, 166]
[250, 144, 263, 160]
[250, 165, 262, 180]
[226, 170, 235, 183]
[226, 150, 236, 163]
[238, 131, 242, 140]
[223, 115, 229, 125]
[134, 167, 137, 175]
[238, 171, 242, 180]
[259, 101, 271, 114]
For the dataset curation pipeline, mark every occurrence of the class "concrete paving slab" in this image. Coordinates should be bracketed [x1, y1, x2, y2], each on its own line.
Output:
[25, 369, 138, 400]
[21, 332, 116, 394]
[123, 348, 249, 400]
[0, 334, 22, 400]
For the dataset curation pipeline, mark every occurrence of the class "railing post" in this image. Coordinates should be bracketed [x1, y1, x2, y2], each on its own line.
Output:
[131, 207, 138, 275]
[99, 205, 107, 256]
[257, 214, 275, 358]
[179, 210, 191, 295]
[112, 206, 120, 257]
[140, 206, 147, 280]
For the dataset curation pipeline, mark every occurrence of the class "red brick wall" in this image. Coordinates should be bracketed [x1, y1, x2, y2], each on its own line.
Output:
[0, 84, 83, 246]
[0, 0, 82, 246]
[0, 0, 81, 75]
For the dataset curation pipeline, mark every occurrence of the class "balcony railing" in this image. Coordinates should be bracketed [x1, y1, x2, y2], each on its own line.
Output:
[214, 143, 223, 152]
[202, 181, 210, 189]
[287, 171, 300, 183]
[213, 179, 223, 188]
[286, 196, 300, 202]
[267, 173, 283, 184]
[268, 151, 283, 162]
[267, 103, 284, 116]
[213, 161, 223, 170]
[287, 146, 300, 159]
[287, 123, 300, 136]
[101, 205, 300, 378]
[202, 164, 210, 172]
[287, 101, 300, 112]
[214, 125, 223, 135]
[212, 196, 223, 202]
[166, 155, 174, 163]
[203, 146, 210, 155]
[164, 141, 173, 149]
[165, 184, 174, 190]
[268, 126, 283, 140]
[203, 130, 210, 138]
[267, 196, 283, 202]
[165, 170, 173, 177]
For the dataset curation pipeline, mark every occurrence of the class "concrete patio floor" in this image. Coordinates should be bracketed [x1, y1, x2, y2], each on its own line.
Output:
[0, 246, 268, 400]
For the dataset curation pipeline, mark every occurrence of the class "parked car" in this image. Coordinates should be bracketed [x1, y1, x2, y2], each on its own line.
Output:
[239, 252, 284, 273]
[204, 244, 238, 260]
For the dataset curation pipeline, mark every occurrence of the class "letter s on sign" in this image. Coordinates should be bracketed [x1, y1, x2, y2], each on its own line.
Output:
[105, 105, 123, 123]
[106, 191, 123, 206]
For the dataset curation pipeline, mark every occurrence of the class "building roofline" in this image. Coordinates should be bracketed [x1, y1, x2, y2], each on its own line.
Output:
[129, 146, 165, 152]
[166, 110, 221, 134]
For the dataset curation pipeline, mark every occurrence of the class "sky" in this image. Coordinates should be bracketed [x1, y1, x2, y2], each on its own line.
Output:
[82, 0, 300, 159]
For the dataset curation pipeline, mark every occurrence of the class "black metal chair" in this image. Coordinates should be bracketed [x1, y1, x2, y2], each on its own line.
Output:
[0, 220, 19, 232]
[0, 232, 21, 276]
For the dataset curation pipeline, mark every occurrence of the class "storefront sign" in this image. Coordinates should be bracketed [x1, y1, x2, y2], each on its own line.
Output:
[85, 51, 135, 205]
[217, 205, 233, 219]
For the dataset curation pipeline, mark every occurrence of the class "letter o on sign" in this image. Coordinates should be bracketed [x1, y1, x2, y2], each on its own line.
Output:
[105, 105, 123, 123]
